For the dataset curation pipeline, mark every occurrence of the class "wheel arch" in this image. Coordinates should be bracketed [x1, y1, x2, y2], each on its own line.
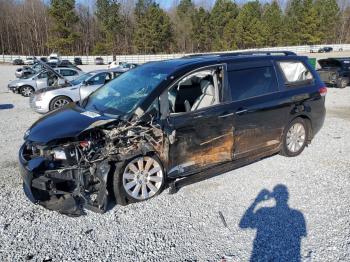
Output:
[49, 95, 73, 110]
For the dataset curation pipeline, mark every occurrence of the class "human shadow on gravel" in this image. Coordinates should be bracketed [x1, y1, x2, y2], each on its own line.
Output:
[0, 104, 14, 110]
[239, 184, 307, 262]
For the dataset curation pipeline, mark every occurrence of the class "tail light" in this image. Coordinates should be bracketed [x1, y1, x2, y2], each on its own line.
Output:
[319, 87, 327, 97]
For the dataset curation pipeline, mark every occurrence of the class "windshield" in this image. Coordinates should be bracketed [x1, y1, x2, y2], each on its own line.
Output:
[71, 73, 93, 85]
[84, 64, 170, 116]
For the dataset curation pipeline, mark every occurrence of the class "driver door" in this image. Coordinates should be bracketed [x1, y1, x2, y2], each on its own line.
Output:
[35, 71, 49, 90]
[165, 65, 235, 178]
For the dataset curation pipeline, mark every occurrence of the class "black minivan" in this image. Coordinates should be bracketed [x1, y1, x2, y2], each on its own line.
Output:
[19, 51, 326, 215]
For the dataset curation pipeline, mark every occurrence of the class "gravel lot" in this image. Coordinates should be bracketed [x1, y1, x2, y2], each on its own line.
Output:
[0, 63, 349, 262]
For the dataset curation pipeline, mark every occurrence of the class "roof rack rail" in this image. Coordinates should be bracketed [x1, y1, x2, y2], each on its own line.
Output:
[184, 50, 297, 58]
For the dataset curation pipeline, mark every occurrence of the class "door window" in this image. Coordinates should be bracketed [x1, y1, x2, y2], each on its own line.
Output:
[60, 69, 78, 77]
[88, 73, 108, 85]
[168, 67, 223, 113]
[229, 66, 278, 101]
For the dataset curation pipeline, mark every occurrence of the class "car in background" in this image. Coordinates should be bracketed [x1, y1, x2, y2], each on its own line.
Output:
[95, 57, 104, 65]
[48, 53, 60, 64]
[108, 61, 138, 70]
[24, 57, 35, 65]
[318, 47, 333, 53]
[39, 57, 48, 63]
[12, 58, 24, 65]
[74, 57, 83, 65]
[317, 57, 350, 88]
[309, 46, 319, 53]
[30, 68, 125, 113]
[8, 67, 83, 96]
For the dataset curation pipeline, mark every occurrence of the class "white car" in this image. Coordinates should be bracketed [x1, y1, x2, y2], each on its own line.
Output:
[48, 53, 61, 64]
[8, 67, 83, 96]
[24, 57, 35, 65]
[108, 61, 138, 70]
[30, 68, 125, 114]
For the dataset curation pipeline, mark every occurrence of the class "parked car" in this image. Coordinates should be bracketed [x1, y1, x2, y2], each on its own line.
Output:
[74, 57, 83, 65]
[30, 68, 125, 113]
[108, 61, 138, 70]
[12, 58, 24, 65]
[317, 57, 350, 88]
[95, 57, 104, 65]
[24, 57, 35, 65]
[18, 51, 326, 216]
[8, 67, 83, 96]
[48, 53, 60, 64]
[309, 46, 319, 53]
[318, 47, 333, 53]
[39, 57, 48, 63]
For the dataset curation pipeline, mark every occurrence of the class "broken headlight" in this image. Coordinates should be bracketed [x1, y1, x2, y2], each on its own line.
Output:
[52, 148, 67, 160]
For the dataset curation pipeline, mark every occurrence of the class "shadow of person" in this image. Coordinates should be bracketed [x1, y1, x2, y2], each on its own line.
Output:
[239, 185, 307, 262]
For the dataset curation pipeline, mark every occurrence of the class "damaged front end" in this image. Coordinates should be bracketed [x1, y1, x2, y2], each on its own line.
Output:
[19, 120, 165, 216]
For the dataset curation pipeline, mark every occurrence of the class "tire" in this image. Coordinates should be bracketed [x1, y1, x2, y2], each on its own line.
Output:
[280, 118, 309, 157]
[336, 78, 348, 89]
[20, 86, 34, 97]
[49, 96, 72, 111]
[113, 154, 165, 206]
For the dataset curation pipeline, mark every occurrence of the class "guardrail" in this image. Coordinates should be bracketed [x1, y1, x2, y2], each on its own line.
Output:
[2, 44, 350, 65]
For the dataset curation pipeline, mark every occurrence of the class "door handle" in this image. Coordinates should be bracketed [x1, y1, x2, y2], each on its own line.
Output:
[235, 109, 248, 115]
[219, 112, 234, 118]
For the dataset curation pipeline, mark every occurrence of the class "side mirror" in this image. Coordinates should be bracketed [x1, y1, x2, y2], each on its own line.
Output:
[82, 80, 89, 86]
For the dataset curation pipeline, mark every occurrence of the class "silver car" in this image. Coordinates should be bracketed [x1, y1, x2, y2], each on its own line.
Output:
[8, 67, 83, 96]
[30, 68, 125, 114]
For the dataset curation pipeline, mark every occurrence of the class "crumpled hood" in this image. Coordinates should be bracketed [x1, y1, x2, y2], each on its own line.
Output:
[26, 104, 117, 144]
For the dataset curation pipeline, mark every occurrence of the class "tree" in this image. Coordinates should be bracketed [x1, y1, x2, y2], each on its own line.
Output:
[134, 2, 173, 53]
[210, 0, 239, 51]
[262, 1, 283, 47]
[192, 7, 212, 52]
[95, 0, 124, 59]
[314, 0, 340, 43]
[47, 0, 79, 54]
[234, 1, 265, 49]
[174, 0, 195, 52]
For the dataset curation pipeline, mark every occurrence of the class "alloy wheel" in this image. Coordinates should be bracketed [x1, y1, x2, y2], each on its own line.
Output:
[22, 86, 33, 97]
[286, 123, 306, 153]
[53, 98, 70, 109]
[122, 156, 163, 200]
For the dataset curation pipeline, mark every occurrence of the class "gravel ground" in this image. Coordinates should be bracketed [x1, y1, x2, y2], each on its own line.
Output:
[0, 63, 349, 262]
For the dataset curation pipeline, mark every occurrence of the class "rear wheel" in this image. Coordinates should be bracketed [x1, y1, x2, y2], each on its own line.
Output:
[113, 155, 165, 205]
[280, 118, 309, 157]
[336, 78, 348, 89]
[49, 96, 72, 111]
[21, 86, 34, 97]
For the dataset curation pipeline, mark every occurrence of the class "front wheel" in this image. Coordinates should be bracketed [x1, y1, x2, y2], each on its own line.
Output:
[113, 155, 165, 205]
[49, 96, 72, 111]
[21, 86, 34, 97]
[280, 118, 309, 157]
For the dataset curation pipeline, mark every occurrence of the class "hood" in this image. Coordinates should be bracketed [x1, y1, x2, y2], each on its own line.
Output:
[34, 83, 75, 95]
[26, 104, 118, 144]
[10, 78, 33, 85]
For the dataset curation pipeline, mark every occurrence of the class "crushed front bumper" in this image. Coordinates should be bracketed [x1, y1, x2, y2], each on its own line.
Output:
[8, 84, 20, 93]
[18, 143, 109, 216]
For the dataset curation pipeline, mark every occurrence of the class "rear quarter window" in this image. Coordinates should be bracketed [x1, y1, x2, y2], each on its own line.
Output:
[278, 61, 314, 87]
[228, 66, 278, 101]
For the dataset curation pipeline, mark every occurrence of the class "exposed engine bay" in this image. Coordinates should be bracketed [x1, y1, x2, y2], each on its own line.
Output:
[21, 120, 165, 216]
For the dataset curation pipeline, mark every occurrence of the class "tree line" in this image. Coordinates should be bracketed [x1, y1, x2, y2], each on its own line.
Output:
[0, 0, 350, 56]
